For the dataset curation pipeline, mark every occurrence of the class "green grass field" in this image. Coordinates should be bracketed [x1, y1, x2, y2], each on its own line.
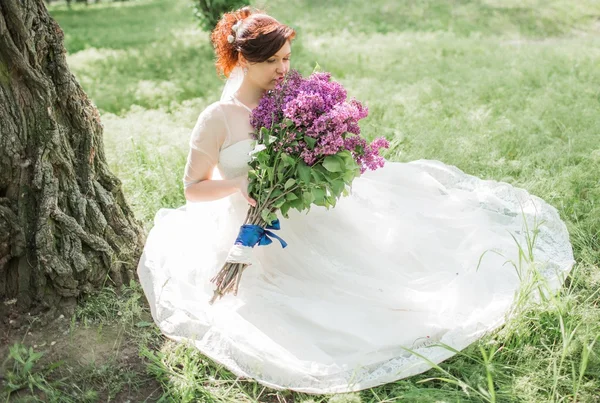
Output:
[2, 0, 599, 401]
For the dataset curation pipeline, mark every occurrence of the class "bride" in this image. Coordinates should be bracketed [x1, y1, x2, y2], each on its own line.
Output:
[137, 6, 575, 394]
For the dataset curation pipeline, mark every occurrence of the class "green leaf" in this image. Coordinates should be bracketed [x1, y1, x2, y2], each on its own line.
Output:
[297, 161, 311, 184]
[270, 189, 283, 199]
[304, 136, 317, 150]
[261, 209, 271, 224]
[315, 164, 330, 175]
[302, 190, 315, 204]
[312, 187, 326, 205]
[281, 202, 291, 218]
[330, 179, 345, 197]
[257, 151, 270, 166]
[281, 153, 296, 167]
[273, 198, 286, 208]
[277, 161, 287, 173]
[259, 127, 269, 141]
[289, 197, 304, 211]
[286, 192, 299, 201]
[343, 168, 359, 182]
[337, 149, 353, 161]
[284, 178, 296, 190]
[267, 167, 275, 183]
[283, 118, 295, 128]
[267, 213, 278, 224]
[314, 164, 335, 184]
[322, 156, 344, 172]
[311, 169, 324, 183]
[336, 151, 358, 174]
[344, 157, 360, 172]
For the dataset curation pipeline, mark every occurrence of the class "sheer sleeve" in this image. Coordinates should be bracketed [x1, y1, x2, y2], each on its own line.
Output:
[183, 102, 227, 188]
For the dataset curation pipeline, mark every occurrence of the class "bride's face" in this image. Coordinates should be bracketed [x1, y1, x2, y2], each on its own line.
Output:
[245, 40, 292, 91]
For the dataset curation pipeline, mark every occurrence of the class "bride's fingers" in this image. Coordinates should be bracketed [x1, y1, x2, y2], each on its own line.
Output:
[236, 176, 256, 206]
[246, 195, 257, 207]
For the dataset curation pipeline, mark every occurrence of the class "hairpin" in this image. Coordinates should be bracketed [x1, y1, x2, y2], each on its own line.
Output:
[228, 20, 243, 43]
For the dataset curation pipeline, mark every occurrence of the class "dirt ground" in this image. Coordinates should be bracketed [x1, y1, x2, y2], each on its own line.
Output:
[1, 301, 163, 402]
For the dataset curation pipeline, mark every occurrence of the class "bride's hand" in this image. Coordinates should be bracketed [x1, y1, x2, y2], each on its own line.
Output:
[235, 176, 257, 207]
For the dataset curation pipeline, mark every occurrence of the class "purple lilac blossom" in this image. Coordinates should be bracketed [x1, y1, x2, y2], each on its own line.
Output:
[250, 69, 388, 173]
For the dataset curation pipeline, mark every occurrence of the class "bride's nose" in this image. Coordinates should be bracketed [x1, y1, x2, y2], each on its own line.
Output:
[277, 61, 287, 75]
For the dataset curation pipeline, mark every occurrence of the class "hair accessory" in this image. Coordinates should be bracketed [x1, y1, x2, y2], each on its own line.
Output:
[228, 20, 243, 43]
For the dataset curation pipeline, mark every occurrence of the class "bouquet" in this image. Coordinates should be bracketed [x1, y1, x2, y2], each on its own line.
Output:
[209, 70, 389, 304]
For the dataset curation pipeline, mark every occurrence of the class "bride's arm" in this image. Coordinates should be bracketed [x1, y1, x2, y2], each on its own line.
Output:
[182, 103, 256, 205]
[185, 179, 250, 203]
[183, 152, 255, 206]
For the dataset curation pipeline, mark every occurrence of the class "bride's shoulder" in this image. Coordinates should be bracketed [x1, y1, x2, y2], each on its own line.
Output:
[197, 99, 238, 121]
[190, 102, 229, 141]
[198, 101, 225, 120]
[194, 101, 228, 130]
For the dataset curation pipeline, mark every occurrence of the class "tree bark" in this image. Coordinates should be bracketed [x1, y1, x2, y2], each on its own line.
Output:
[0, 0, 144, 312]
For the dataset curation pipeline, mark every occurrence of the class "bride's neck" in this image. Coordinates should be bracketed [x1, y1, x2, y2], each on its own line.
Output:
[235, 78, 265, 109]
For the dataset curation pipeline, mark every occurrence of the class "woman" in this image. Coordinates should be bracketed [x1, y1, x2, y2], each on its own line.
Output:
[137, 6, 574, 394]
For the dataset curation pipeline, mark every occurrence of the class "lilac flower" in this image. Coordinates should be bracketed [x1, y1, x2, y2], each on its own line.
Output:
[283, 91, 325, 127]
[250, 70, 304, 130]
[344, 136, 390, 173]
[250, 69, 388, 172]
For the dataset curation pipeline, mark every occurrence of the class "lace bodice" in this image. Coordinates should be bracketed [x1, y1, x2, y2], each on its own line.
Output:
[183, 95, 255, 185]
[217, 138, 253, 179]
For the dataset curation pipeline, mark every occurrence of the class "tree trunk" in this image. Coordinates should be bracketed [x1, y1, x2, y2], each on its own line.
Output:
[0, 0, 144, 312]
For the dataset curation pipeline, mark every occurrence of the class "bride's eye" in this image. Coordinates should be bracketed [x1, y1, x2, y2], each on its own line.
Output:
[267, 59, 276, 63]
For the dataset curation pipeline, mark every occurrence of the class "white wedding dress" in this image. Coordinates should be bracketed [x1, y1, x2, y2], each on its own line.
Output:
[137, 93, 574, 394]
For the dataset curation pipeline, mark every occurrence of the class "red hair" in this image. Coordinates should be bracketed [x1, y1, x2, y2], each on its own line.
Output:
[211, 7, 296, 78]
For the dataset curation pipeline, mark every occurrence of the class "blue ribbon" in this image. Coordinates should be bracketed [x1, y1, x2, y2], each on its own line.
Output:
[234, 219, 288, 249]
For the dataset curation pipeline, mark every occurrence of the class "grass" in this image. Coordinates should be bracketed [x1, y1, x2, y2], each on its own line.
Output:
[2, 0, 599, 401]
